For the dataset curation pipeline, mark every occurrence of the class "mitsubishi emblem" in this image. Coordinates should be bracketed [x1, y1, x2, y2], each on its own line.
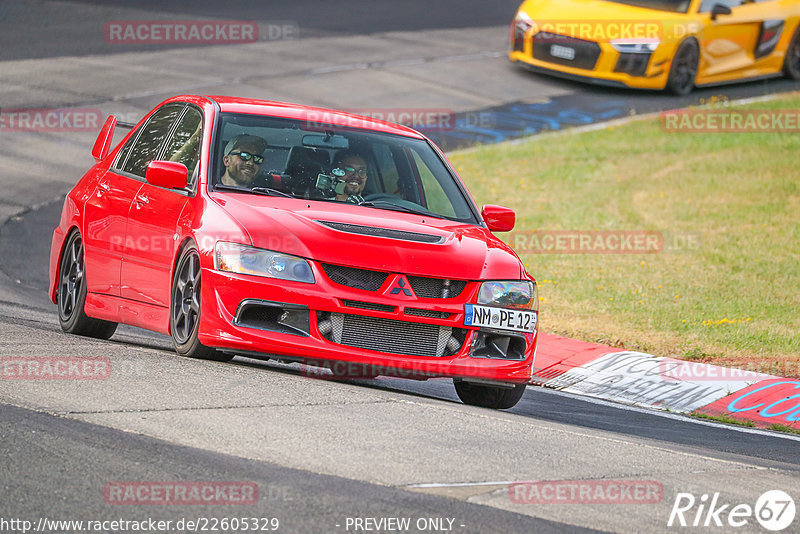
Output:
[390, 277, 413, 296]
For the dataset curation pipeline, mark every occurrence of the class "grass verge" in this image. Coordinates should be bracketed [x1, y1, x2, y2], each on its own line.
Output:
[689, 411, 756, 428]
[449, 93, 800, 375]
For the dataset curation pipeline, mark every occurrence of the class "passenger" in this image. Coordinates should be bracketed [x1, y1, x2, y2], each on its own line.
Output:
[220, 134, 268, 187]
[329, 151, 369, 204]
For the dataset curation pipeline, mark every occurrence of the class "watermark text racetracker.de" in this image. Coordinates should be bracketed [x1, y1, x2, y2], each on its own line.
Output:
[1, 357, 111, 380]
[104, 20, 299, 44]
[104, 481, 266, 505]
[659, 360, 800, 382]
[304, 109, 497, 133]
[509, 479, 663, 504]
[299, 357, 534, 381]
[520, 19, 703, 41]
[508, 230, 701, 254]
[0, 107, 102, 132]
[661, 109, 800, 133]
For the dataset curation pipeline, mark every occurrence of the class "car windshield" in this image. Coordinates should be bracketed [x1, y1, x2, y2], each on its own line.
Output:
[211, 112, 478, 224]
[602, 0, 691, 13]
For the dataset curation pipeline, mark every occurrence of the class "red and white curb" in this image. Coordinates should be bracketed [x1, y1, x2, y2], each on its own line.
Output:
[532, 333, 800, 430]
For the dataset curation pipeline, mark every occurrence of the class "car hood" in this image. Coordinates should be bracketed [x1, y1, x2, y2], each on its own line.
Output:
[210, 194, 524, 280]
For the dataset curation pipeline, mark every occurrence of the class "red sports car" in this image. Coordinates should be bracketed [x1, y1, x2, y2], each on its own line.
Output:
[49, 95, 538, 409]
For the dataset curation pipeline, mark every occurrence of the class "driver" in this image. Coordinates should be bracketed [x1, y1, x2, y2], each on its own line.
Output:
[220, 134, 268, 187]
[328, 151, 368, 203]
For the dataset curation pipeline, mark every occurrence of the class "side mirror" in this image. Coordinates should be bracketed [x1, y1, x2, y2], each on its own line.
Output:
[482, 204, 515, 232]
[91, 115, 117, 163]
[710, 4, 732, 20]
[145, 160, 188, 189]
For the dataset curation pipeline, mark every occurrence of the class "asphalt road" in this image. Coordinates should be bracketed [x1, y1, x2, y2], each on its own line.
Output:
[0, 0, 522, 60]
[2, 3, 800, 533]
[2, 402, 595, 534]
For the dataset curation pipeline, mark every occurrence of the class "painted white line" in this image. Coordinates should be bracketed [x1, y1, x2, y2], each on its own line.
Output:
[310, 63, 371, 74]
[537, 387, 800, 442]
[309, 51, 505, 75]
[431, 51, 507, 62]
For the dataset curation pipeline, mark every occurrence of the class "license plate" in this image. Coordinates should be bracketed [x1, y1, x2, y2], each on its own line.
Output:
[550, 44, 576, 61]
[464, 304, 537, 333]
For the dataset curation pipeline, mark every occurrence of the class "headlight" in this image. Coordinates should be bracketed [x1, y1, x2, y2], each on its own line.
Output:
[514, 11, 535, 31]
[214, 242, 315, 284]
[477, 281, 536, 310]
[610, 39, 659, 53]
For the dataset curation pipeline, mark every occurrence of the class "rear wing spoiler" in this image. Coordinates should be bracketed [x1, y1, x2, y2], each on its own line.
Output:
[92, 115, 139, 162]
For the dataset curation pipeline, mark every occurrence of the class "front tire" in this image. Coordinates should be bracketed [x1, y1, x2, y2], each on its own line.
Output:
[784, 28, 800, 80]
[666, 39, 699, 96]
[454, 380, 526, 409]
[57, 230, 117, 339]
[170, 243, 232, 361]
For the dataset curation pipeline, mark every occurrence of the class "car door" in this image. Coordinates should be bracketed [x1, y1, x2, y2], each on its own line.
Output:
[697, 0, 776, 82]
[121, 105, 203, 307]
[82, 103, 184, 296]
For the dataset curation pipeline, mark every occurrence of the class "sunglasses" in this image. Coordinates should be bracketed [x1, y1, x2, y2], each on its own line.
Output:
[338, 166, 367, 177]
[230, 151, 264, 164]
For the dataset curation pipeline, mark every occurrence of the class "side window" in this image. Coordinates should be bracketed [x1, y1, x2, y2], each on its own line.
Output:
[122, 104, 184, 177]
[115, 138, 133, 170]
[163, 107, 203, 182]
[699, 0, 743, 12]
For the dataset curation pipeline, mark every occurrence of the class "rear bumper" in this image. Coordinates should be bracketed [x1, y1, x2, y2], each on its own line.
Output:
[197, 268, 536, 383]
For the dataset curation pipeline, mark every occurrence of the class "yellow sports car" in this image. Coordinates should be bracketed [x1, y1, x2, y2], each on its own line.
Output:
[509, 0, 800, 94]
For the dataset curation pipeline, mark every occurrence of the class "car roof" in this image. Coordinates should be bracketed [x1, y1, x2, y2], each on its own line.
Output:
[191, 95, 427, 139]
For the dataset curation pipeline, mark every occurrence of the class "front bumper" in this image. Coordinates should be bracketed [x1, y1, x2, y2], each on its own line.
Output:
[197, 266, 536, 383]
[509, 39, 671, 90]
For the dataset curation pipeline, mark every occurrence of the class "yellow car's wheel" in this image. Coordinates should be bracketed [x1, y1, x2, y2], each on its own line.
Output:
[666, 39, 699, 96]
[784, 28, 800, 80]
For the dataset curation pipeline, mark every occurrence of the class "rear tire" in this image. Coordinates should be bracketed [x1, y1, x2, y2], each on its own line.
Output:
[666, 39, 699, 96]
[170, 243, 232, 362]
[784, 28, 800, 80]
[454, 380, 526, 409]
[57, 230, 117, 339]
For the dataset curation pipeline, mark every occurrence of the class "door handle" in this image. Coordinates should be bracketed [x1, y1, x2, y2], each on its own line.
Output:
[134, 194, 149, 207]
[97, 181, 110, 196]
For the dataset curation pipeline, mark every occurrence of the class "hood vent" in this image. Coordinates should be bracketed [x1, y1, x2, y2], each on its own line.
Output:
[317, 220, 443, 244]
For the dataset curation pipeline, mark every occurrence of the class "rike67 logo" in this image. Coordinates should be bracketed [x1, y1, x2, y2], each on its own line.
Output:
[668, 490, 795, 531]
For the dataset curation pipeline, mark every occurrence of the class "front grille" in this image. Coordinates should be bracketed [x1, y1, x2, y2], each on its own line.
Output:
[322, 264, 388, 291]
[323, 263, 467, 298]
[405, 308, 451, 319]
[317, 312, 465, 357]
[532, 33, 601, 70]
[342, 299, 395, 313]
[318, 220, 443, 244]
[407, 276, 467, 299]
[614, 52, 651, 77]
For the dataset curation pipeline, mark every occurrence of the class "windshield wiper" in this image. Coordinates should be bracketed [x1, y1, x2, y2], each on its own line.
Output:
[213, 184, 293, 198]
[358, 200, 442, 219]
[252, 187, 293, 198]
